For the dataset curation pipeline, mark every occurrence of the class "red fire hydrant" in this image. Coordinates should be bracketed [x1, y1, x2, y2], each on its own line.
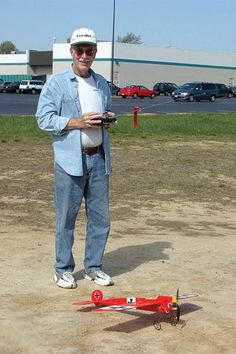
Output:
[133, 106, 140, 128]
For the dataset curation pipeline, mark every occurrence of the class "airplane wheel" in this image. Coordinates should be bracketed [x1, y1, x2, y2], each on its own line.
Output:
[170, 316, 178, 326]
[153, 320, 161, 330]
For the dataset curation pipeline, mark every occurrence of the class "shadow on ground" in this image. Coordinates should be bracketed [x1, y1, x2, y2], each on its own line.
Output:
[74, 241, 171, 280]
[103, 303, 202, 333]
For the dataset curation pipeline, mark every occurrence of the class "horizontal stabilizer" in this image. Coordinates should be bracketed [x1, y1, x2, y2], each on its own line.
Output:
[72, 300, 93, 306]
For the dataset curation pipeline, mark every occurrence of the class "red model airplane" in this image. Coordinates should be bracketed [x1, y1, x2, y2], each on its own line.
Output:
[73, 289, 198, 328]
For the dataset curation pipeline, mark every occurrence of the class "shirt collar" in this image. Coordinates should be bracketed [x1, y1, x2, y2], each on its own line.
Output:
[68, 65, 95, 81]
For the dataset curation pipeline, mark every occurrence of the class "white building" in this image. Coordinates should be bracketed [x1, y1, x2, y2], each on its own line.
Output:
[0, 50, 52, 81]
[1, 42, 236, 88]
[53, 42, 236, 88]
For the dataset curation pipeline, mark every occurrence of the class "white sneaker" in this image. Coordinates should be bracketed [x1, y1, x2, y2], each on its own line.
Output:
[83, 270, 113, 286]
[54, 272, 77, 289]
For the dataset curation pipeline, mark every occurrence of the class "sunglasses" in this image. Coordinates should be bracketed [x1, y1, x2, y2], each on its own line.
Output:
[72, 47, 96, 56]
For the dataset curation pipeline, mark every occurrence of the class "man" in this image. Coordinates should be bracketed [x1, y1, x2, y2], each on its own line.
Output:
[36, 28, 116, 289]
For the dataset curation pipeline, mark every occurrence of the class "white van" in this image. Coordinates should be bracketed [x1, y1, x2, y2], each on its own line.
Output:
[19, 80, 44, 94]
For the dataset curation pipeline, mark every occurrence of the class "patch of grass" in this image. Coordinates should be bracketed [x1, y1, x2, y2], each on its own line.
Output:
[0, 113, 235, 143]
[111, 113, 236, 140]
[0, 115, 49, 142]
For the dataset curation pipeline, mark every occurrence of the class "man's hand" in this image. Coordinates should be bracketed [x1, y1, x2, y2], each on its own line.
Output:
[65, 112, 102, 130]
[65, 111, 117, 130]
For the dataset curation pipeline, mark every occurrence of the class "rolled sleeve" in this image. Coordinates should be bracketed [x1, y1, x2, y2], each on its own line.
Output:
[36, 79, 70, 135]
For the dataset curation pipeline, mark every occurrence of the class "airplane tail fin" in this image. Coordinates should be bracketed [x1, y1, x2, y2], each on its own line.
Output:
[72, 289, 104, 306]
[91, 289, 103, 302]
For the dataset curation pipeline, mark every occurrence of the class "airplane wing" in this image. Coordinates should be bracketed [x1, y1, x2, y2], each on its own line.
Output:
[178, 294, 198, 300]
[93, 305, 137, 312]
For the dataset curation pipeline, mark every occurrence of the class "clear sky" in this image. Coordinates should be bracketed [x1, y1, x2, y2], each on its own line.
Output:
[1, 0, 236, 54]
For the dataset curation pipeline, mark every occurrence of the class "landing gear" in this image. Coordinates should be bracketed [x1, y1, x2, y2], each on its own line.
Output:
[153, 319, 162, 330]
[153, 304, 180, 330]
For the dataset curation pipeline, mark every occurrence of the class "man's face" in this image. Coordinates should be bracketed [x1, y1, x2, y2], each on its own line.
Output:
[71, 44, 97, 72]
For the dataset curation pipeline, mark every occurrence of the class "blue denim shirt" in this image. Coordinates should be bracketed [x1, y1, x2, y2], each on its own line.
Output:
[36, 65, 112, 176]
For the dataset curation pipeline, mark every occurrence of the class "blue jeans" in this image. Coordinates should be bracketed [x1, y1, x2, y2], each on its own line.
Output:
[54, 148, 110, 274]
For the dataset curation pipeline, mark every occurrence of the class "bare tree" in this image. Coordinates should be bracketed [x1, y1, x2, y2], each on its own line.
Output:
[0, 41, 18, 54]
[117, 32, 142, 44]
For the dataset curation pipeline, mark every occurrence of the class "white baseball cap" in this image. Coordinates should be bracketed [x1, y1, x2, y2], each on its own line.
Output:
[70, 28, 97, 46]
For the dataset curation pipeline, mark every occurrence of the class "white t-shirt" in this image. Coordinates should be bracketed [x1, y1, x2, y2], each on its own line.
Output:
[76, 75, 103, 147]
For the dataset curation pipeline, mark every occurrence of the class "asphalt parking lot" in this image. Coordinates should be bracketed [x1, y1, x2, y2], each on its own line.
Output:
[0, 93, 236, 115]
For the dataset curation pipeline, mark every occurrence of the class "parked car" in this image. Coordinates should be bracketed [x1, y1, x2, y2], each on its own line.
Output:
[172, 82, 218, 102]
[215, 83, 233, 98]
[230, 86, 236, 96]
[120, 85, 157, 99]
[19, 80, 45, 94]
[0, 81, 21, 93]
[107, 81, 120, 96]
[0, 81, 11, 93]
[153, 82, 178, 95]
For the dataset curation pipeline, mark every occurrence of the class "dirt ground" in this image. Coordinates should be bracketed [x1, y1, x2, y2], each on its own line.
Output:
[0, 138, 236, 354]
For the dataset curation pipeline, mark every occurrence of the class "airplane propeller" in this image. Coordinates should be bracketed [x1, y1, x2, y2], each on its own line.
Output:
[176, 289, 180, 322]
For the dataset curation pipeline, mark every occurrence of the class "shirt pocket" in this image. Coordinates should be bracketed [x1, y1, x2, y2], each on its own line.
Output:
[61, 97, 80, 117]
